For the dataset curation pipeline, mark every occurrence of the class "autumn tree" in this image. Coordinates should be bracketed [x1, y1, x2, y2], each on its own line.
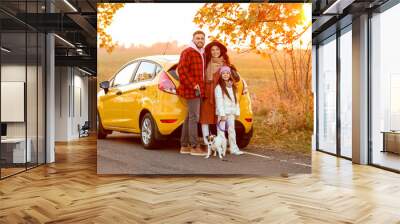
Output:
[195, 3, 313, 131]
[97, 3, 125, 53]
[194, 3, 311, 100]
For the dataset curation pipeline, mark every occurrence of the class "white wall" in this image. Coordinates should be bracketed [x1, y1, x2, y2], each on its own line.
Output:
[55, 67, 69, 141]
[1, 63, 46, 164]
[1, 65, 25, 139]
[55, 67, 89, 141]
[1, 65, 36, 138]
[72, 72, 89, 138]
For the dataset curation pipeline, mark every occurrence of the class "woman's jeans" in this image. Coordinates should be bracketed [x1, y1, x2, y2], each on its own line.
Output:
[216, 114, 240, 153]
[180, 98, 200, 147]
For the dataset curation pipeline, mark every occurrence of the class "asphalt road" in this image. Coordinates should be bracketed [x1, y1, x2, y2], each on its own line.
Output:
[97, 133, 311, 176]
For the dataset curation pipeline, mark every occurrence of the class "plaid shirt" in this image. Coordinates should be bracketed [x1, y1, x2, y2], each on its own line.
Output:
[177, 47, 205, 99]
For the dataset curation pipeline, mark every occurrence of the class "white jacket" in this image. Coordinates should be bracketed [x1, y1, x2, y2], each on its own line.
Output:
[215, 84, 240, 116]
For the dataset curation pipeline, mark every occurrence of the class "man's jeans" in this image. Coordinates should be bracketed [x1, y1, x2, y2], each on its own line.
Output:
[181, 98, 200, 147]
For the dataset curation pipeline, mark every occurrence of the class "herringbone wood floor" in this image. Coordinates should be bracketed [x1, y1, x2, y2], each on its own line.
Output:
[0, 136, 400, 224]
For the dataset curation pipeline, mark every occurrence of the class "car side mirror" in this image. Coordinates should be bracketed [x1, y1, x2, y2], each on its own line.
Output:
[99, 81, 110, 94]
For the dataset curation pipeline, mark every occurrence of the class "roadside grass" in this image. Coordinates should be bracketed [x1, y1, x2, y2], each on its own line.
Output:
[250, 115, 312, 155]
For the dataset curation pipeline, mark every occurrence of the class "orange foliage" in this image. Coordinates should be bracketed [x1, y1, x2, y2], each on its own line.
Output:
[194, 3, 312, 97]
[194, 3, 310, 52]
[195, 3, 313, 137]
[97, 3, 125, 53]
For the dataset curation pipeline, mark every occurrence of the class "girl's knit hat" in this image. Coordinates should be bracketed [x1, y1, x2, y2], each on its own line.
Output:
[219, 66, 231, 74]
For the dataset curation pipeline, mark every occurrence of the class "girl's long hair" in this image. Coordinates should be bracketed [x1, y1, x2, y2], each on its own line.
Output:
[217, 73, 237, 103]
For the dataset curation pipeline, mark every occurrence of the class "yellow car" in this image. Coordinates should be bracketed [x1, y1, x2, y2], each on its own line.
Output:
[97, 55, 253, 149]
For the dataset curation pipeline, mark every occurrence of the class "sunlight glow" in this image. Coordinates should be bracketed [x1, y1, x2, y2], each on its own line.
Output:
[106, 3, 312, 49]
[107, 3, 205, 48]
[302, 4, 312, 25]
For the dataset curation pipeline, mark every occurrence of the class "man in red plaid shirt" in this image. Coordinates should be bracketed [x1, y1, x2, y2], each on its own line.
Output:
[177, 30, 207, 156]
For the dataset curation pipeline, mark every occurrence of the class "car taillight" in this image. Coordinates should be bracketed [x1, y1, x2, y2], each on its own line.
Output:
[160, 119, 177, 123]
[242, 79, 249, 95]
[245, 118, 252, 122]
[159, 71, 177, 94]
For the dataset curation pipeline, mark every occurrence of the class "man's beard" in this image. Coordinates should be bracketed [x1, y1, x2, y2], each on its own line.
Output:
[196, 43, 204, 48]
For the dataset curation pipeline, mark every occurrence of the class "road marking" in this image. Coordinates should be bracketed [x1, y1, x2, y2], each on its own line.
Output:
[243, 151, 311, 168]
[243, 151, 272, 159]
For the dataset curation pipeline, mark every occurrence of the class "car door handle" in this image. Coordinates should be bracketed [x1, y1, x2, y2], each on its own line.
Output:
[139, 86, 146, 91]
[116, 91, 123, 95]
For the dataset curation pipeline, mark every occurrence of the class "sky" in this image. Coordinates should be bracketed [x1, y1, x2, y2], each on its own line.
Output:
[106, 3, 312, 49]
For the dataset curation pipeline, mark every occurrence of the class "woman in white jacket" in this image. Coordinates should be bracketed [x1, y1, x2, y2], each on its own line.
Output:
[214, 66, 244, 155]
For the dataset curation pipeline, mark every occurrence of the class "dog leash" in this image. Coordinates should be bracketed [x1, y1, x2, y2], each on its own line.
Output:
[217, 119, 229, 132]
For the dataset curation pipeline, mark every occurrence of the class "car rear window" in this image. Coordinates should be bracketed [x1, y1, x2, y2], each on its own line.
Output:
[167, 64, 179, 81]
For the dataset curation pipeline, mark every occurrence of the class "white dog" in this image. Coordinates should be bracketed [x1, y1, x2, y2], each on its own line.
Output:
[205, 135, 227, 159]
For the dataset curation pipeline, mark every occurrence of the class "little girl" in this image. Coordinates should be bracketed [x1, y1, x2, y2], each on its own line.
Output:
[214, 66, 244, 155]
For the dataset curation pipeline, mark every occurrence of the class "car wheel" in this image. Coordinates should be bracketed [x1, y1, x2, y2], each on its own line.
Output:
[98, 116, 110, 139]
[237, 127, 253, 149]
[141, 113, 159, 149]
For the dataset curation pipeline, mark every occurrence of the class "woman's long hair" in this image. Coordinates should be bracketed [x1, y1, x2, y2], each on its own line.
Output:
[205, 44, 231, 67]
[205, 41, 241, 82]
[217, 73, 237, 104]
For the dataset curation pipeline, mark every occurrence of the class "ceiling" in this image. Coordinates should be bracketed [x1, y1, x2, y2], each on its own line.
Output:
[312, 0, 390, 44]
[0, 0, 97, 75]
